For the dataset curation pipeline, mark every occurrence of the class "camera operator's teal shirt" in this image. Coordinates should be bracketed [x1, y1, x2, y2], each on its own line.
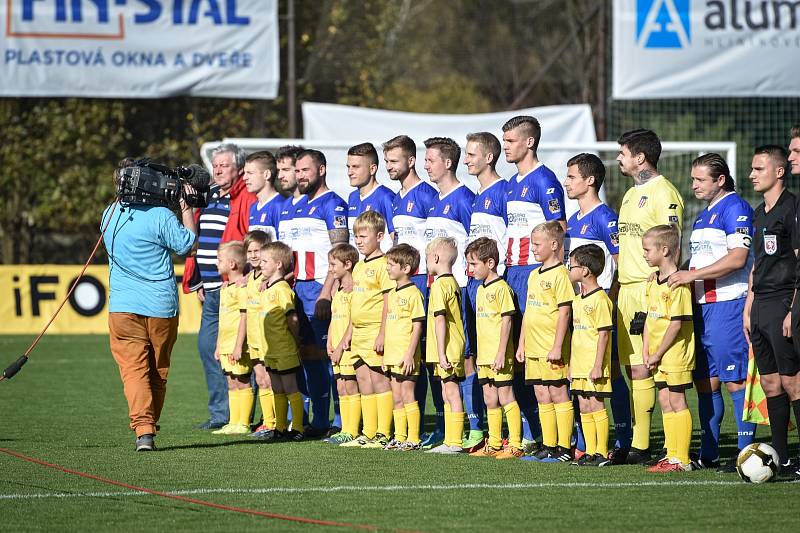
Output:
[101, 203, 195, 318]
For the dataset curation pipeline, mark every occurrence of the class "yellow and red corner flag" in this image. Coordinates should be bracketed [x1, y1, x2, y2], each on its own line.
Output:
[743, 346, 770, 425]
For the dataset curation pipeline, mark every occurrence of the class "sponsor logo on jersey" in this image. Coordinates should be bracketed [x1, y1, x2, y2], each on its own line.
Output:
[661, 292, 670, 302]
[539, 280, 552, 290]
[334, 215, 347, 228]
[726, 364, 736, 371]
[583, 305, 594, 315]
[737, 215, 748, 222]
[508, 213, 527, 225]
[668, 203, 678, 209]
[617, 222, 644, 237]
[735, 227, 749, 235]
[607, 220, 617, 228]
[486, 292, 496, 303]
[764, 234, 777, 255]
[398, 297, 408, 306]
[335, 205, 345, 212]
[548, 199, 560, 214]
[546, 188, 555, 194]
[639, 196, 648, 208]
[349, 205, 358, 211]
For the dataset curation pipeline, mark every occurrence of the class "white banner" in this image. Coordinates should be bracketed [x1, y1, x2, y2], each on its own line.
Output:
[613, 0, 800, 99]
[1, 0, 279, 99]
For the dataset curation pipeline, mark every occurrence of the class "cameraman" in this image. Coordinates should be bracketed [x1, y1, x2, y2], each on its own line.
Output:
[103, 158, 198, 451]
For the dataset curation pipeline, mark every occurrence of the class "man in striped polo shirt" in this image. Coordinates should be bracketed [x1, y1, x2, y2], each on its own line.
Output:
[190, 143, 256, 430]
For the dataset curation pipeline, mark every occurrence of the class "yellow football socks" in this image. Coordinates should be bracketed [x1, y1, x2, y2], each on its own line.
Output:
[487, 407, 503, 449]
[287, 392, 303, 432]
[662, 411, 676, 459]
[235, 388, 254, 426]
[444, 408, 464, 447]
[393, 408, 407, 442]
[227, 388, 240, 428]
[274, 393, 289, 432]
[503, 401, 522, 449]
[539, 403, 557, 448]
[592, 409, 609, 458]
[405, 401, 421, 443]
[376, 391, 394, 438]
[361, 394, 377, 439]
[554, 401, 574, 449]
[258, 388, 275, 429]
[631, 377, 656, 450]
[349, 394, 362, 436]
[674, 408, 692, 465]
[580, 413, 596, 456]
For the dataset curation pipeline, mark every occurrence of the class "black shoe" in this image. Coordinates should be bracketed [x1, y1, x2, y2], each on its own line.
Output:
[625, 447, 652, 465]
[194, 420, 226, 430]
[256, 430, 282, 442]
[303, 426, 330, 439]
[324, 426, 342, 439]
[532, 446, 553, 460]
[608, 447, 630, 465]
[778, 459, 797, 478]
[571, 453, 592, 466]
[135, 434, 156, 452]
[692, 455, 720, 470]
[716, 458, 738, 474]
[582, 453, 611, 467]
[283, 430, 305, 442]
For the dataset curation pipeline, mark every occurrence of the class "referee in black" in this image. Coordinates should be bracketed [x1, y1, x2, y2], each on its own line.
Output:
[743, 144, 800, 476]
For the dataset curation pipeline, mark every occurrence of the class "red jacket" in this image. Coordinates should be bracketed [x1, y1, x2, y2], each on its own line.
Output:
[182, 177, 257, 293]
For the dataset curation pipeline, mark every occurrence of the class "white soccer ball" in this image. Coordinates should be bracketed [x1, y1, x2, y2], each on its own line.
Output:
[736, 443, 779, 483]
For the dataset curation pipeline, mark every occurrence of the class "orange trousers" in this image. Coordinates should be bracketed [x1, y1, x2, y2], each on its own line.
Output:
[109, 313, 178, 437]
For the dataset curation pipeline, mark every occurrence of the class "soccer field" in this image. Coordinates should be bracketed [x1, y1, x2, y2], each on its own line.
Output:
[0, 334, 796, 532]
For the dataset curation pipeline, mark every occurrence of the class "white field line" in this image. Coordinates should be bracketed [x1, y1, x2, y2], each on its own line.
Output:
[0, 480, 749, 501]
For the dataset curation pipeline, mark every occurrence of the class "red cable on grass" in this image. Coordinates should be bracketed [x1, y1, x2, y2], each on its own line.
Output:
[0, 447, 399, 531]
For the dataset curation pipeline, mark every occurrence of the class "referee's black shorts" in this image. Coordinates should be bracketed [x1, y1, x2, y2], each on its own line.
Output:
[751, 294, 800, 376]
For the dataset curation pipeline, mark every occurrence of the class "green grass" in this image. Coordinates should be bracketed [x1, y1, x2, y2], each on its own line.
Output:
[0, 334, 797, 532]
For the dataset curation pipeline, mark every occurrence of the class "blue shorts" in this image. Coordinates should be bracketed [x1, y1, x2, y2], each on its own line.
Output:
[411, 274, 429, 308]
[693, 299, 748, 382]
[504, 264, 539, 314]
[463, 278, 482, 358]
[294, 280, 329, 349]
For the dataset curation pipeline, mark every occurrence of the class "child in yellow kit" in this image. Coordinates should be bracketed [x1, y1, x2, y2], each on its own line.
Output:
[424, 237, 467, 454]
[382, 244, 426, 451]
[517, 220, 574, 463]
[642, 224, 695, 473]
[258, 241, 304, 442]
[213, 241, 254, 435]
[568, 244, 614, 466]
[242, 230, 276, 439]
[466, 237, 523, 459]
[340, 211, 395, 449]
[324, 243, 361, 445]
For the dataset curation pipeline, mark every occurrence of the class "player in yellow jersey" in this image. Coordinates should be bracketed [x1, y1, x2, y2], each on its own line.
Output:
[382, 244, 426, 451]
[614, 129, 684, 465]
[424, 237, 467, 454]
[258, 241, 304, 442]
[466, 237, 523, 459]
[516, 221, 574, 463]
[340, 211, 395, 448]
[324, 243, 361, 445]
[212, 241, 254, 435]
[567, 244, 614, 466]
[640, 225, 695, 472]
[241, 230, 277, 439]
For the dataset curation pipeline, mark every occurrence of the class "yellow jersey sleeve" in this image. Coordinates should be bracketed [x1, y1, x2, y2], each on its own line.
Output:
[553, 267, 576, 306]
[329, 289, 351, 349]
[476, 279, 516, 366]
[218, 283, 245, 355]
[426, 276, 465, 364]
[669, 283, 693, 321]
[384, 285, 426, 365]
[570, 289, 613, 378]
[261, 280, 299, 358]
[245, 273, 264, 353]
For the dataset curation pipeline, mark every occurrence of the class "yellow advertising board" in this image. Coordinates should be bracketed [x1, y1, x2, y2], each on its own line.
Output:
[0, 265, 202, 334]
